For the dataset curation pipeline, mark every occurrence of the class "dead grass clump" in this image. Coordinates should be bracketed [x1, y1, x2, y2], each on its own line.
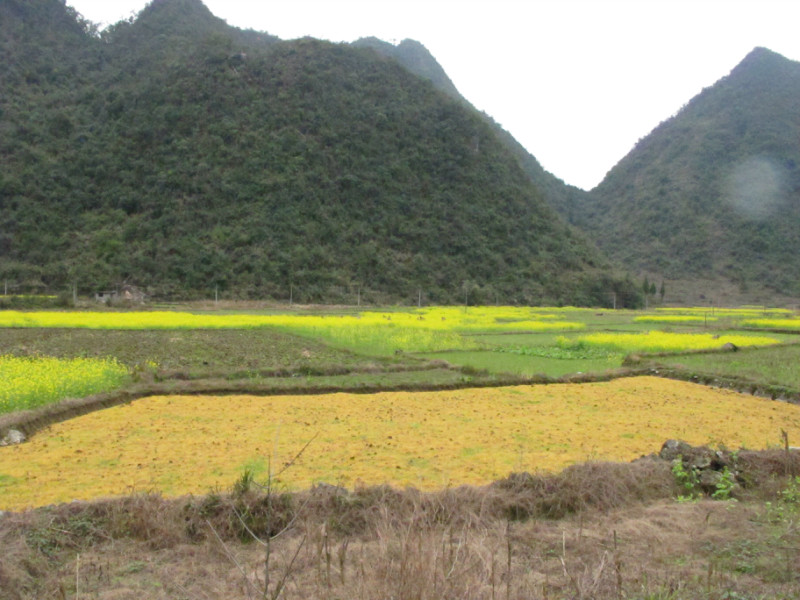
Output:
[304, 484, 498, 536]
[85, 493, 187, 550]
[298, 483, 406, 536]
[737, 448, 800, 478]
[3, 453, 800, 599]
[492, 459, 676, 520]
[733, 448, 800, 500]
[181, 488, 298, 545]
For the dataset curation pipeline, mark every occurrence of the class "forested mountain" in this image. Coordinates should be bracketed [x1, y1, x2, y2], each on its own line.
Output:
[572, 48, 800, 296]
[359, 35, 593, 244]
[351, 37, 461, 100]
[0, 0, 632, 304]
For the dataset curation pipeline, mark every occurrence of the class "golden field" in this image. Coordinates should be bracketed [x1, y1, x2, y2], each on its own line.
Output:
[2, 376, 799, 511]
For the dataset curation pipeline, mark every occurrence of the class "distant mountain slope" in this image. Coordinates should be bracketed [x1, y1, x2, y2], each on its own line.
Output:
[357, 36, 595, 243]
[579, 48, 800, 294]
[352, 37, 461, 99]
[0, 0, 630, 305]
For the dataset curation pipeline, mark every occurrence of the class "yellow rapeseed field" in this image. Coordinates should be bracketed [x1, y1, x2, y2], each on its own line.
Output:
[633, 315, 717, 324]
[2, 377, 799, 510]
[0, 356, 129, 414]
[0, 307, 582, 332]
[0, 308, 584, 355]
[655, 307, 793, 317]
[561, 331, 779, 353]
[741, 318, 800, 330]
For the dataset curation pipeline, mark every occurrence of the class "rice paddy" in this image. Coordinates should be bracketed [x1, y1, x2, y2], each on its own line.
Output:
[2, 376, 799, 510]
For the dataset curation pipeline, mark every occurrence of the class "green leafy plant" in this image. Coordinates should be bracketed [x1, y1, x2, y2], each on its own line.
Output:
[711, 466, 737, 501]
[780, 475, 800, 505]
[671, 457, 700, 501]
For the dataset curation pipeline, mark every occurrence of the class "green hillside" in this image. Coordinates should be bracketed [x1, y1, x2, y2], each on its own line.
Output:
[0, 0, 634, 305]
[575, 48, 800, 295]
[361, 35, 594, 251]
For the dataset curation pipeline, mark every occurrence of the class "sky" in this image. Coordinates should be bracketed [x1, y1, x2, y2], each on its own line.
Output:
[66, 0, 800, 191]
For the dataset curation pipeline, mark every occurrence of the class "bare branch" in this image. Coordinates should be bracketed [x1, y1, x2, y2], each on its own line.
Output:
[206, 519, 259, 599]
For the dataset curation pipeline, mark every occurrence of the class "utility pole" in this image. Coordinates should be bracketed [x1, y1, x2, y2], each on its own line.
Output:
[418, 289, 421, 308]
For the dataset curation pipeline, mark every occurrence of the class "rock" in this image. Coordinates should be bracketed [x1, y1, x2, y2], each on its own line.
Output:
[0, 429, 25, 446]
[686, 447, 716, 470]
[698, 469, 723, 492]
[659, 439, 692, 461]
[313, 482, 349, 496]
[698, 469, 741, 497]
[721, 342, 739, 351]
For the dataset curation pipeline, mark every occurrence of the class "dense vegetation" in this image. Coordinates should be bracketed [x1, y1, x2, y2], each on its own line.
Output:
[0, 0, 636, 305]
[567, 48, 800, 295]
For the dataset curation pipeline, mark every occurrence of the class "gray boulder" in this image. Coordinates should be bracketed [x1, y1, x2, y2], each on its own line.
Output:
[659, 439, 692, 461]
[0, 429, 25, 446]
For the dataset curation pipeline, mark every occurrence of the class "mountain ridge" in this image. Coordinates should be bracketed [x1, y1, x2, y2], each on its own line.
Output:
[560, 46, 800, 296]
[0, 0, 634, 305]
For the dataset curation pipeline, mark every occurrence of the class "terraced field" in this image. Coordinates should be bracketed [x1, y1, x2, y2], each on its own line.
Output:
[2, 376, 799, 510]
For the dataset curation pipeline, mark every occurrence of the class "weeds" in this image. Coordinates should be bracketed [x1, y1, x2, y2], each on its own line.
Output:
[671, 457, 701, 502]
[780, 475, 800, 505]
[711, 467, 737, 501]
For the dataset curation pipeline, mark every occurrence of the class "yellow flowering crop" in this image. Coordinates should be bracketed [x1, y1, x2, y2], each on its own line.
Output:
[2, 377, 799, 510]
[561, 331, 780, 353]
[741, 319, 800, 330]
[0, 309, 583, 355]
[655, 307, 793, 318]
[633, 315, 717, 324]
[0, 356, 129, 414]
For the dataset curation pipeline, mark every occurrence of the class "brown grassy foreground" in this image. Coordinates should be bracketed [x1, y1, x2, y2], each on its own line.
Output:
[2, 451, 800, 599]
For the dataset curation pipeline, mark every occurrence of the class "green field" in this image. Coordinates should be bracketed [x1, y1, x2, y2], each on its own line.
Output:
[651, 343, 800, 389]
[419, 350, 623, 378]
[2, 305, 798, 416]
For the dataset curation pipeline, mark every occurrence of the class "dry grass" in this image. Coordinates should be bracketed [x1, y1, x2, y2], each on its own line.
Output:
[2, 452, 800, 599]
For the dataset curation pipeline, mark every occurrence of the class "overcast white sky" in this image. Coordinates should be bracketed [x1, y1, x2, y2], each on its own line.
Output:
[67, 0, 800, 190]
